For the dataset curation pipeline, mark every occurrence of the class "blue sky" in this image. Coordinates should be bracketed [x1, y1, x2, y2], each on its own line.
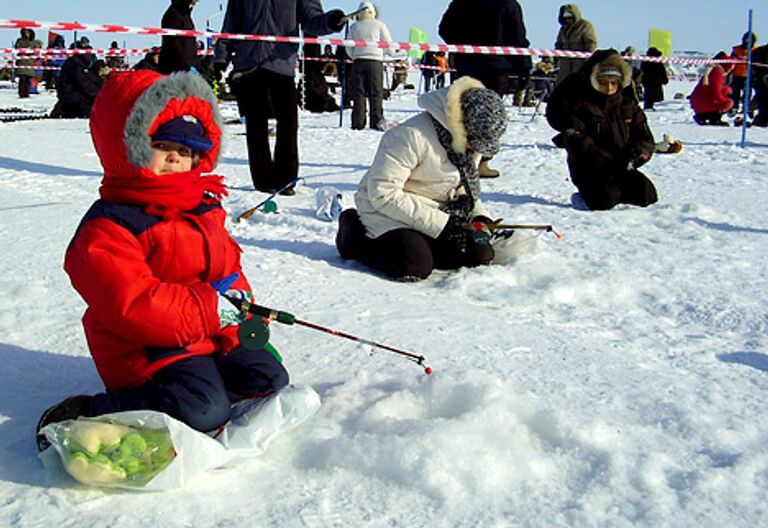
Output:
[1, 1, 764, 55]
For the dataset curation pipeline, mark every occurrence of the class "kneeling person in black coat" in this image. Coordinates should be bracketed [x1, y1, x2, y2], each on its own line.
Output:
[546, 49, 658, 210]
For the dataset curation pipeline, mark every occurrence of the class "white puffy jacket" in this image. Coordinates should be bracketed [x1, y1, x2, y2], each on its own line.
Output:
[355, 77, 492, 239]
[346, 1, 392, 61]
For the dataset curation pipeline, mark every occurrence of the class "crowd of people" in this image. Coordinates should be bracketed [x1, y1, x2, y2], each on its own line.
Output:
[3, 2, 764, 448]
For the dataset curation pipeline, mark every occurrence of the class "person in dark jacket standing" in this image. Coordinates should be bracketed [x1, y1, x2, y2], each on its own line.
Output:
[159, 0, 199, 74]
[640, 47, 668, 110]
[554, 4, 597, 86]
[439, 0, 530, 178]
[14, 28, 42, 98]
[214, 0, 346, 195]
[546, 49, 658, 211]
[56, 38, 102, 118]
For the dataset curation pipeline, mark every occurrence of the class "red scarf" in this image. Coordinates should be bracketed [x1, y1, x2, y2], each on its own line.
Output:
[99, 171, 228, 219]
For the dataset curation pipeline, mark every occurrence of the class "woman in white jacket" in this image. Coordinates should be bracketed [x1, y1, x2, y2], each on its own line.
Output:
[346, 1, 392, 130]
[336, 77, 508, 281]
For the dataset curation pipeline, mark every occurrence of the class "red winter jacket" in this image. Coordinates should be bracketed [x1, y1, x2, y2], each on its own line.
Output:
[690, 65, 734, 114]
[65, 70, 249, 390]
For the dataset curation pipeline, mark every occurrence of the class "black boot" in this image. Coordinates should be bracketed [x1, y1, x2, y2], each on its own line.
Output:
[335, 209, 367, 260]
[36, 395, 93, 452]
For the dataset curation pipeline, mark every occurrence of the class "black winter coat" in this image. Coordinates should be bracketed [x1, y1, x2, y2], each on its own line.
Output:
[438, 0, 531, 80]
[57, 55, 102, 118]
[158, 0, 198, 74]
[546, 52, 654, 188]
[640, 61, 668, 105]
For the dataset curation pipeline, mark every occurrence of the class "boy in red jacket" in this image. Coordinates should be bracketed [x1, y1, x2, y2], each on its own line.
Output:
[36, 70, 288, 450]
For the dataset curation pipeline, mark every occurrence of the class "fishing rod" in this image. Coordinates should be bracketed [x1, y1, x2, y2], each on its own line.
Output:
[225, 295, 432, 375]
[462, 220, 563, 239]
[236, 177, 301, 222]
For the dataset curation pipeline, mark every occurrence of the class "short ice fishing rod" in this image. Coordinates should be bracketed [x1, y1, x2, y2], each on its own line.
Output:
[226, 296, 432, 374]
[236, 178, 302, 223]
[462, 220, 563, 240]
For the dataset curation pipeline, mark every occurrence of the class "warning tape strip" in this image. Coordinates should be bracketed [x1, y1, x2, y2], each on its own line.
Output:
[0, 18, 746, 66]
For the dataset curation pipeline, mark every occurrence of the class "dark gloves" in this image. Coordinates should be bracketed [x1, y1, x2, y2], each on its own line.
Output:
[437, 215, 493, 255]
[327, 9, 346, 32]
[626, 153, 651, 171]
[212, 62, 227, 82]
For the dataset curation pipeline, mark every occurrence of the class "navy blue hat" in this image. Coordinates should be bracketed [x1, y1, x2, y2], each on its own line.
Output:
[151, 115, 212, 152]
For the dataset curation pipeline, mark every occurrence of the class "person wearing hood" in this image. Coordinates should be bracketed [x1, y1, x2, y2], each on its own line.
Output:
[213, 0, 346, 195]
[14, 28, 43, 98]
[546, 49, 658, 211]
[35, 71, 288, 448]
[346, 1, 393, 131]
[554, 4, 597, 86]
[689, 52, 734, 126]
[335, 77, 508, 281]
[159, 0, 199, 74]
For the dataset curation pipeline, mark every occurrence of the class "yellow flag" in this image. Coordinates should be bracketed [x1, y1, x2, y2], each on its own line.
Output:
[409, 27, 428, 59]
[649, 28, 672, 57]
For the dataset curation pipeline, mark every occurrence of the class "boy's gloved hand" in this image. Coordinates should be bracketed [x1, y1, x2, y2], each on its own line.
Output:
[210, 273, 251, 328]
[626, 153, 650, 171]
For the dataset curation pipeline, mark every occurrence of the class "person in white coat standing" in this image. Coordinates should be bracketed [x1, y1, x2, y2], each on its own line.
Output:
[346, 1, 392, 130]
[335, 77, 508, 281]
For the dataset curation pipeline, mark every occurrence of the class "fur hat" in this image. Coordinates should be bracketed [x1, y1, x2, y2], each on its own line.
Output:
[589, 51, 632, 91]
[460, 88, 508, 157]
[151, 115, 213, 152]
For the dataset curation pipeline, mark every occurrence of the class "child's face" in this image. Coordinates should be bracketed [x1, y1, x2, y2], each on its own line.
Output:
[148, 141, 196, 175]
[595, 77, 620, 96]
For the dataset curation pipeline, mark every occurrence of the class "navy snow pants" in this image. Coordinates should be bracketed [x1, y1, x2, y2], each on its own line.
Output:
[88, 347, 289, 432]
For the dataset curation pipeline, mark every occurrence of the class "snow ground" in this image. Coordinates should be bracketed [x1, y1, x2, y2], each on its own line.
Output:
[0, 78, 767, 527]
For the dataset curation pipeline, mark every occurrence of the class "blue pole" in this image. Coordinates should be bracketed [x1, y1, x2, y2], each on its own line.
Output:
[338, 23, 349, 128]
[740, 10, 754, 148]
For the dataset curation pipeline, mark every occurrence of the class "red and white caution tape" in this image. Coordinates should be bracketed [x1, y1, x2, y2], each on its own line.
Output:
[0, 18, 747, 66]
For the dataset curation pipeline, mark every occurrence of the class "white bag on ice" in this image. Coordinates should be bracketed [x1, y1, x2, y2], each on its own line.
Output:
[39, 385, 321, 490]
[491, 230, 539, 265]
[314, 187, 347, 221]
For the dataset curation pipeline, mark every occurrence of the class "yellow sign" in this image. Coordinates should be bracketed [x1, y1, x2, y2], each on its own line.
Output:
[649, 28, 672, 57]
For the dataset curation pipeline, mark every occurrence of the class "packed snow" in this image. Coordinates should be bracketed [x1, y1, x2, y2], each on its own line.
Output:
[1, 77, 767, 527]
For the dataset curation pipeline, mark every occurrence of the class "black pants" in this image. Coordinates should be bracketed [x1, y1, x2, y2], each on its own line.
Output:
[350, 59, 384, 130]
[18, 75, 31, 98]
[235, 69, 299, 191]
[336, 210, 493, 280]
[88, 347, 289, 432]
[693, 112, 727, 125]
[575, 169, 658, 211]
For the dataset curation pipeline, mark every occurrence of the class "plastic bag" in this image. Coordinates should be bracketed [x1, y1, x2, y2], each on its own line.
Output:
[315, 187, 347, 221]
[491, 230, 539, 265]
[39, 385, 320, 490]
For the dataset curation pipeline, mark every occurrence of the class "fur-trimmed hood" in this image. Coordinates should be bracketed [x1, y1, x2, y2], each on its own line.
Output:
[558, 4, 583, 25]
[416, 76, 486, 154]
[90, 70, 223, 181]
[583, 49, 632, 91]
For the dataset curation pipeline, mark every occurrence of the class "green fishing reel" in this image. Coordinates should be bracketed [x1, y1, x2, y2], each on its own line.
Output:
[238, 317, 271, 350]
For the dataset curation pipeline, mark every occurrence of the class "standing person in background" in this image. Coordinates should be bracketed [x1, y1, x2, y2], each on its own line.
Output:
[554, 4, 597, 86]
[347, 1, 393, 131]
[639, 47, 668, 110]
[730, 32, 757, 115]
[439, 0, 530, 179]
[213, 0, 346, 195]
[420, 51, 437, 92]
[44, 33, 66, 92]
[14, 28, 42, 98]
[159, 0, 200, 74]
